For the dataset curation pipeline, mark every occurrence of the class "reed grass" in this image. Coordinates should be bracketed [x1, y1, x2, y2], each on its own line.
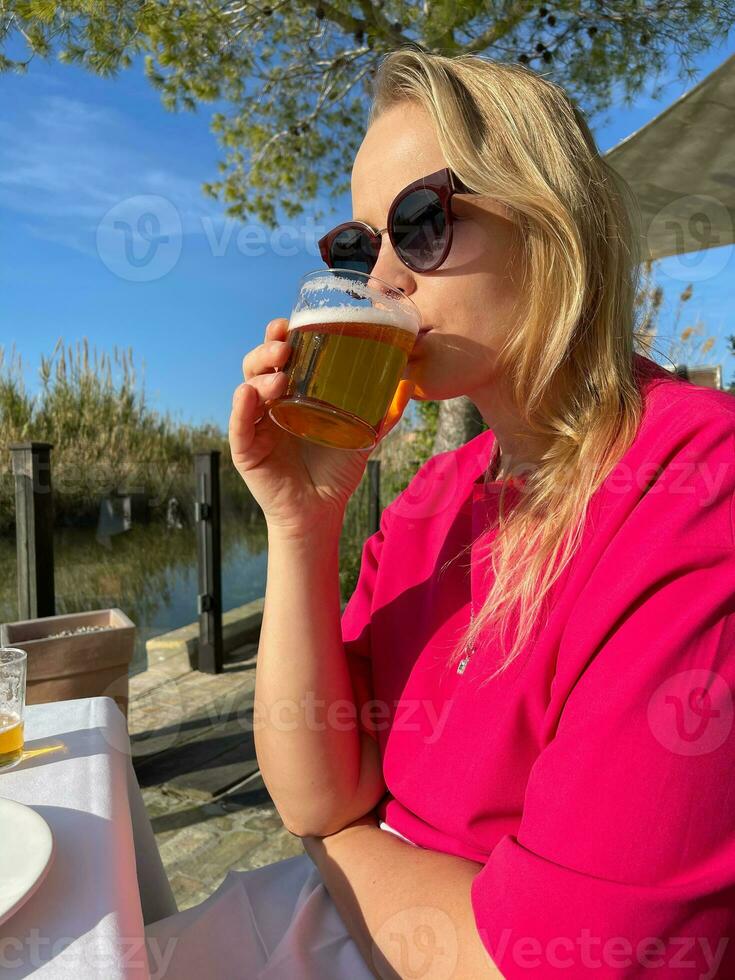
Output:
[0, 339, 253, 534]
[0, 339, 431, 601]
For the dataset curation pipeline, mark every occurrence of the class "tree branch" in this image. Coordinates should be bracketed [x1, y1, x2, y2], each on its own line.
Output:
[355, 0, 414, 48]
[301, 0, 365, 37]
[464, 1, 530, 54]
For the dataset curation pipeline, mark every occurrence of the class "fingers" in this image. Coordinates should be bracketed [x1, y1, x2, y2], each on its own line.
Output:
[246, 370, 288, 404]
[242, 318, 291, 381]
[265, 317, 289, 342]
[231, 320, 292, 464]
[232, 371, 288, 429]
[229, 382, 260, 460]
[229, 371, 288, 461]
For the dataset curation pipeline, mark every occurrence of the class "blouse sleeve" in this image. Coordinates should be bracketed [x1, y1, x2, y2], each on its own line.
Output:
[471, 407, 735, 978]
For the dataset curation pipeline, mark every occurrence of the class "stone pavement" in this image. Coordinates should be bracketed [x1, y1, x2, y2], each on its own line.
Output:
[128, 642, 304, 911]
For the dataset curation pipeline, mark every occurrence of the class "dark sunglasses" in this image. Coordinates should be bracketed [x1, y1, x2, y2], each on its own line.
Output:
[318, 167, 473, 275]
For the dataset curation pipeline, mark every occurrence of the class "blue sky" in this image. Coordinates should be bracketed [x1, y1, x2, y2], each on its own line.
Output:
[2, 34, 734, 431]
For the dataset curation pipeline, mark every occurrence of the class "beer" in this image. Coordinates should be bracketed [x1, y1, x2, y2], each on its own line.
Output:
[268, 272, 421, 450]
[0, 647, 26, 770]
[0, 712, 23, 769]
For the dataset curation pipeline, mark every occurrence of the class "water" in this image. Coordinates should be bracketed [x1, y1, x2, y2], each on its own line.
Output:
[0, 458, 414, 681]
[0, 519, 270, 676]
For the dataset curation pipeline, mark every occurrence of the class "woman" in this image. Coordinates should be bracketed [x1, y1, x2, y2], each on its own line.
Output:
[147, 49, 735, 978]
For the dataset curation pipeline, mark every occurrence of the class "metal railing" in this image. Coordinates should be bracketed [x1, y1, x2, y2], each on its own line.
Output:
[6, 443, 384, 675]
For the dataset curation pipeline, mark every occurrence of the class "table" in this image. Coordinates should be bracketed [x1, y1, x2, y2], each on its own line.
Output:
[0, 697, 177, 979]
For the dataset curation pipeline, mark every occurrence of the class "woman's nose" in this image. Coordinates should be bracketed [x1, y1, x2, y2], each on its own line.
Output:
[368, 245, 415, 298]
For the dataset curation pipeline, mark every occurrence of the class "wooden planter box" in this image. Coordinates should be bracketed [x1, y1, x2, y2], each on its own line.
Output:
[0, 609, 135, 719]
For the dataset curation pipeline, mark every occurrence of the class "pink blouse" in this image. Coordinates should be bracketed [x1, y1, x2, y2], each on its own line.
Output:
[341, 353, 735, 977]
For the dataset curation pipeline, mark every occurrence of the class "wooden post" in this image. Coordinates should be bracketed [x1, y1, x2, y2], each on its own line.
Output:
[367, 459, 381, 536]
[194, 450, 223, 673]
[10, 442, 55, 620]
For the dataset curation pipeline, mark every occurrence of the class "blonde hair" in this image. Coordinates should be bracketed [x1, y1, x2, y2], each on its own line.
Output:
[368, 47, 646, 684]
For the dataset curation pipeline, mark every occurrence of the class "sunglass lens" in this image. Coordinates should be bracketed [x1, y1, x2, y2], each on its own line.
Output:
[391, 189, 447, 270]
[329, 227, 378, 273]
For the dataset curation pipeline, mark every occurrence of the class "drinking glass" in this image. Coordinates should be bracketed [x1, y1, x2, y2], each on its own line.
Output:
[268, 269, 421, 450]
[0, 647, 27, 771]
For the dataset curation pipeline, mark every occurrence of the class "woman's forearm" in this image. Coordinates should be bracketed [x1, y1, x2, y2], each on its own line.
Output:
[304, 819, 504, 978]
[254, 521, 384, 837]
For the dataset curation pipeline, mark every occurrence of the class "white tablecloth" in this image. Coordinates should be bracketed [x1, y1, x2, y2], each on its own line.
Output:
[143, 851, 375, 980]
[0, 697, 177, 979]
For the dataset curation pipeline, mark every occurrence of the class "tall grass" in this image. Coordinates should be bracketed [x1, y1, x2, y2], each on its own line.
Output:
[0, 338, 433, 601]
[0, 339, 252, 534]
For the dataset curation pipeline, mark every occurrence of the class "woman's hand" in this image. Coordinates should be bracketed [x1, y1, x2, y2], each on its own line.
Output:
[229, 317, 415, 535]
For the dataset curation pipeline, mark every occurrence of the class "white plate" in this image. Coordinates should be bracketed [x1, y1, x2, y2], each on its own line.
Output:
[0, 797, 54, 927]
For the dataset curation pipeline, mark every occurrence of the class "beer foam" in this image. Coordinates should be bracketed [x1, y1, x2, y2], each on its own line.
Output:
[289, 304, 419, 334]
[291, 273, 420, 334]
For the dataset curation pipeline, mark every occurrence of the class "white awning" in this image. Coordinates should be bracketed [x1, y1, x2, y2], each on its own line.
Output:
[605, 54, 735, 260]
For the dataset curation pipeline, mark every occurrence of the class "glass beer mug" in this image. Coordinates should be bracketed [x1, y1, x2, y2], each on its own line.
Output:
[267, 270, 421, 451]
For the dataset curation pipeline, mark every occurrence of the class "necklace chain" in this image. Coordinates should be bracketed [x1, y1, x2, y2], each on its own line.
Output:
[457, 603, 477, 675]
